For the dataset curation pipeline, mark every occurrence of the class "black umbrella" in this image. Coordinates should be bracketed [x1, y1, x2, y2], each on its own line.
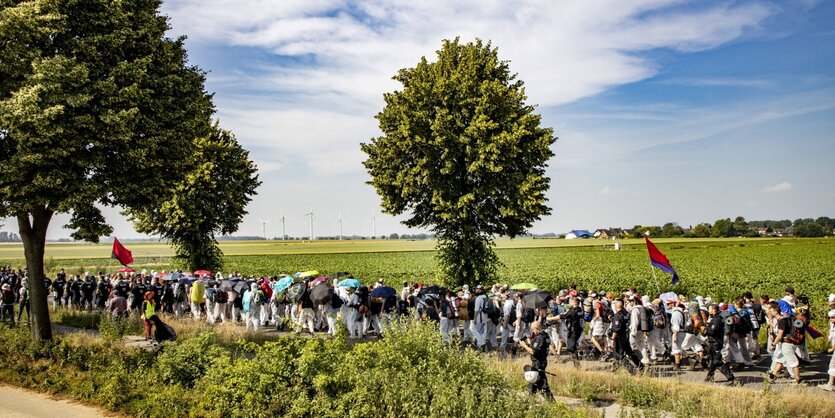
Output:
[232, 280, 248, 294]
[522, 290, 552, 310]
[309, 283, 333, 305]
[219, 280, 235, 292]
[370, 286, 396, 299]
[420, 285, 448, 296]
[177, 277, 193, 286]
[287, 282, 306, 303]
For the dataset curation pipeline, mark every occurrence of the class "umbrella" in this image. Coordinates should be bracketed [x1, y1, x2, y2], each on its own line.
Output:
[193, 269, 211, 276]
[337, 278, 361, 288]
[420, 285, 448, 296]
[219, 279, 235, 292]
[370, 286, 396, 299]
[117, 267, 135, 273]
[659, 292, 678, 313]
[510, 282, 538, 291]
[311, 276, 329, 286]
[287, 282, 306, 303]
[178, 277, 193, 286]
[273, 276, 294, 292]
[162, 272, 185, 282]
[309, 283, 333, 305]
[295, 270, 319, 279]
[522, 290, 552, 309]
[232, 280, 248, 294]
[207, 279, 218, 287]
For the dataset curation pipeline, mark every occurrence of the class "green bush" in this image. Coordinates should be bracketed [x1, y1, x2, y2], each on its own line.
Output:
[0, 322, 580, 418]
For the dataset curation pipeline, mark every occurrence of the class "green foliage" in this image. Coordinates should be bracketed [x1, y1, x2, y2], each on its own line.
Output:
[127, 123, 261, 272]
[0, 321, 581, 418]
[98, 314, 142, 341]
[0, 0, 217, 339]
[362, 38, 555, 286]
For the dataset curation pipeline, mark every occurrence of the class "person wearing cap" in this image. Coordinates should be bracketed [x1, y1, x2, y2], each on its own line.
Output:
[704, 303, 737, 385]
[140, 291, 157, 341]
[519, 320, 553, 399]
[817, 309, 835, 392]
[628, 297, 651, 366]
[609, 298, 642, 373]
[460, 284, 474, 347]
[498, 290, 515, 351]
[764, 300, 801, 384]
[1, 283, 15, 325]
[469, 285, 488, 350]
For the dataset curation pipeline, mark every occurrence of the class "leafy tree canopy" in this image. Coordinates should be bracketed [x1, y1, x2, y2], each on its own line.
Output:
[0, 0, 220, 339]
[362, 38, 555, 285]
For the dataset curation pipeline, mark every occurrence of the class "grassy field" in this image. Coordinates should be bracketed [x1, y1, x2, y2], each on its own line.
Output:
[0, 236, 765, 259]
[2, 238, 833, 309]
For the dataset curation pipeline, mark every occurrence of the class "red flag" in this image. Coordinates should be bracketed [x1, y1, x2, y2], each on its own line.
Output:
[111, 238, 133, 266]
[644, 236, 679, 285]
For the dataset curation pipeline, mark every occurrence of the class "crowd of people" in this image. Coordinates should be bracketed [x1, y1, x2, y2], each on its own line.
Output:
[1, 267, 834, 397]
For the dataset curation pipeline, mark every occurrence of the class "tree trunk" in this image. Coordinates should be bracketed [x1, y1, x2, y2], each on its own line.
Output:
[17, 206, 54, 340]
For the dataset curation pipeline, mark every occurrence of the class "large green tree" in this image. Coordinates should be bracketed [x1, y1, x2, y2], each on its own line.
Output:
[0, 0, 215, 340]
[127, 123, 260, 272]
[361, 38, 555, 286]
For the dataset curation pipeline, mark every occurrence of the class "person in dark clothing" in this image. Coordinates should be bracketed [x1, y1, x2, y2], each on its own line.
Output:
[609, 299, 643, 373]
[520, 321, 553, 399]
[130, 278, 147, 314]
[161, 281, 175, 314]
[1, 283, 16, 325]
[560, 297, 584, 361]
[114, 277, 130, 298]
[704, 304, 738, 385]
[69, 276, 82, 309]
[81, 275, 95, 310]
[95, 277, 110, 310]
[151, 278, 164, 309]
[53, 271, 66, 309]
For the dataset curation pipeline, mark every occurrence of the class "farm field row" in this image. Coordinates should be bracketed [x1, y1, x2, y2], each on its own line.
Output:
[4, 238, 832, 306]
[0, 237, 795, 259]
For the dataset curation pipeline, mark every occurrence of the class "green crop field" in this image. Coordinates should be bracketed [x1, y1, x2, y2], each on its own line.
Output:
[1, 237, 832, 307]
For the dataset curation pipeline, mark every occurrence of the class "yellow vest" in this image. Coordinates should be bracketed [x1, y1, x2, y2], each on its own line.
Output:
[191, 281, 205, 303]
[144, 300, 155, 319]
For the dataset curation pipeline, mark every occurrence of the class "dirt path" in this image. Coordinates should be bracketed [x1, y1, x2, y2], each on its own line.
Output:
[0, 385, 110, 418]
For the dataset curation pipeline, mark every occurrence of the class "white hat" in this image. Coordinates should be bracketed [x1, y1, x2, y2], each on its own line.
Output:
[1, 284, 9, 290]
[829, 309, 835, 319]
[462, 285, 469, 290]
[828, 293, 835, 303]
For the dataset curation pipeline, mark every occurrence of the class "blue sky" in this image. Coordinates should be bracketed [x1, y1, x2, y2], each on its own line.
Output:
[9, 0, 833, 239]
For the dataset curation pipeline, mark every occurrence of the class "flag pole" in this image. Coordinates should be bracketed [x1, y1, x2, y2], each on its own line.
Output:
[648, 262, 660, 295]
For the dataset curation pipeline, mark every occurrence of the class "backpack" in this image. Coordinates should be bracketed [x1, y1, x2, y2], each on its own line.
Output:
[599, 302, 612, 323]
[256, 290, 268, 305]
[331, 293, 343, 309]
[651, 306, 666, 329]
[522, 307, 536, 324]
[638, 306, 654, 332]
[206, 287, 218, 302]
[174, 283, 186, 301]
[216, 289, 228, 304]
[507, 304, 517, 325]
[466, 298, 475, 320]
[734, 311, 752, 334]
[1, 289, 14, 304]
[784, 314, 807, 345]
[483, 297, 500, 325]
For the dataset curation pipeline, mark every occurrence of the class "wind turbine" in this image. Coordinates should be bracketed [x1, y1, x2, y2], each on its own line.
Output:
[258, 218, 270, 240]
[337, 212, 349, 240]
[304, 209, 315, 241]
[278, 211, 291, 240]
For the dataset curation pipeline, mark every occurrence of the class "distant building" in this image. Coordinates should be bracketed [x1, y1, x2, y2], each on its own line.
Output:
[594, 228, 625, 239]
[565, 229, 593, 239]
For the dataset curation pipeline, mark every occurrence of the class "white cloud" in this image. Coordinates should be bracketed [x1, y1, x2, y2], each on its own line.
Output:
[161, 0, 774, 175]
[600, 186, 625, 196]
[762, 181, 792, 193]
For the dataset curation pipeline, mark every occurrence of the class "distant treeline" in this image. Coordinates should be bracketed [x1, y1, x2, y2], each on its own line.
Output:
[632, 216, 834, 238]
